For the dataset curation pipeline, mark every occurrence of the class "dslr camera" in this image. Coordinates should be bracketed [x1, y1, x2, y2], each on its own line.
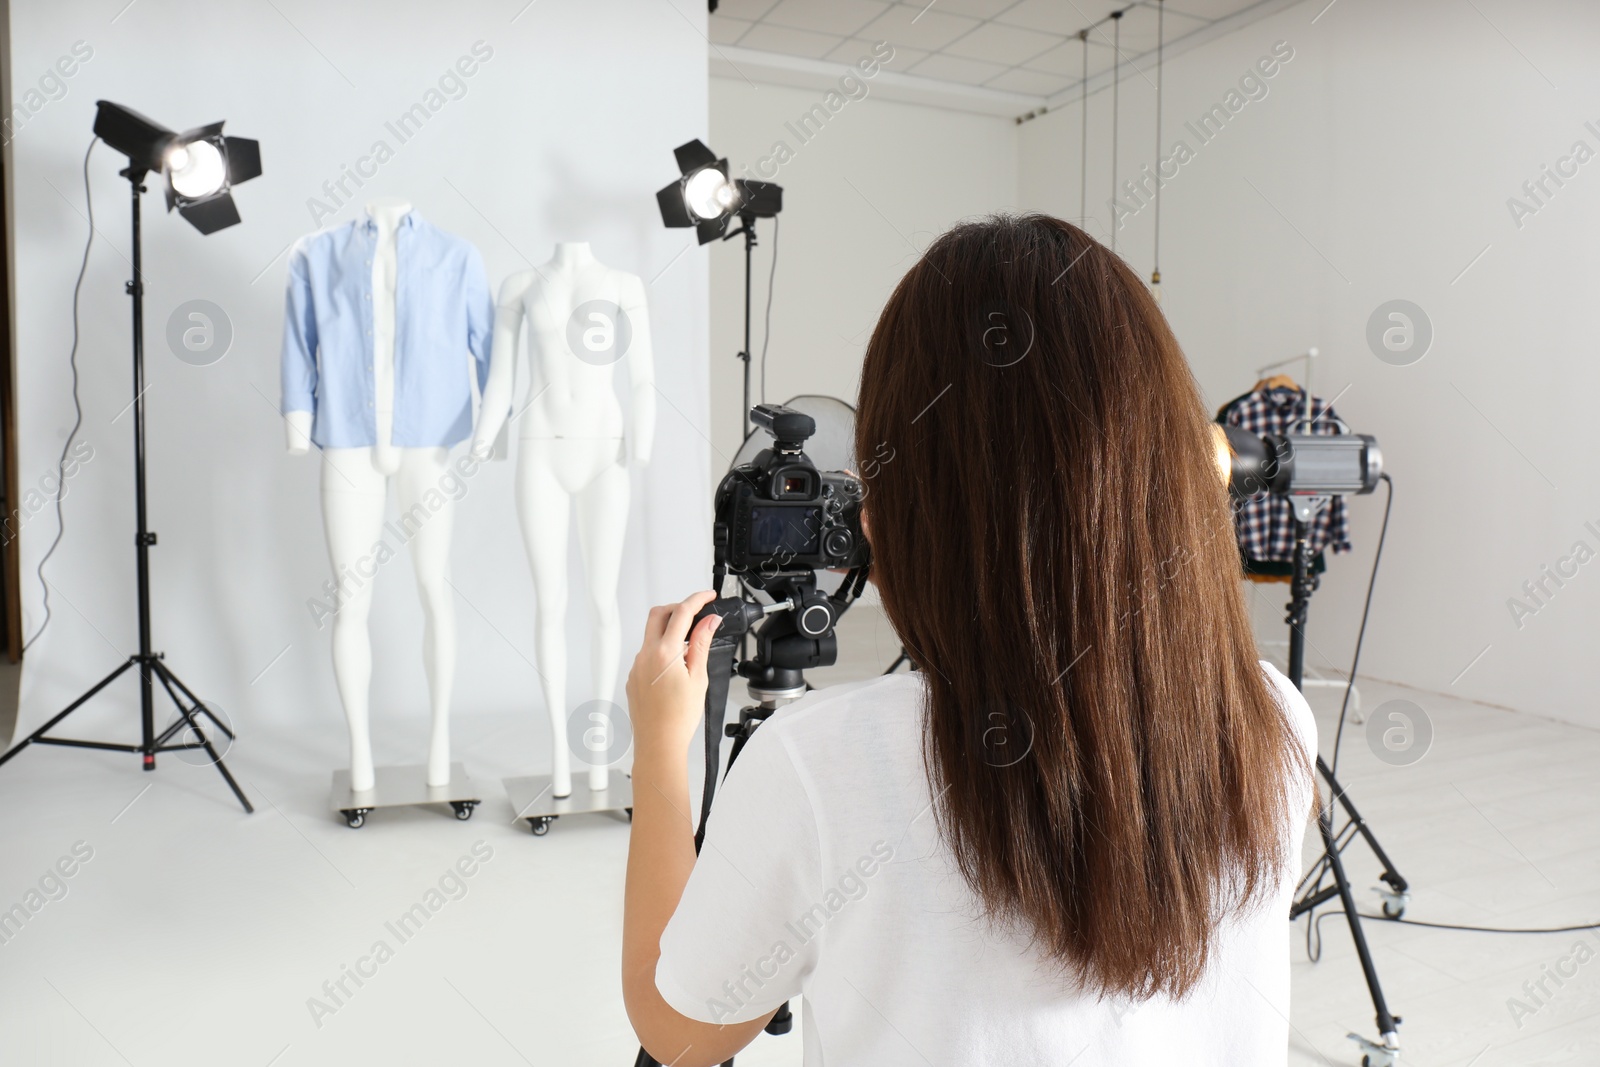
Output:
[713, 404, 870, 583]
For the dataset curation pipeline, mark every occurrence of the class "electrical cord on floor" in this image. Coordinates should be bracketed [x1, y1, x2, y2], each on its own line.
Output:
[758, 214, 778, 404]
[23, 136, 98, 652]
[1307, 908, 1600, 951]
[1330, 471, 1393, 779]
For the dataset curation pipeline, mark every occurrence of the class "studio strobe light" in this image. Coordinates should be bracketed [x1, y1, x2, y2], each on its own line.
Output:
[1220, 425, 1382, 500]
[657, 139, 782, 438]
[656, 138, 780, 245]
[0, 102, 263, 812]
[91, 100, 261, 234]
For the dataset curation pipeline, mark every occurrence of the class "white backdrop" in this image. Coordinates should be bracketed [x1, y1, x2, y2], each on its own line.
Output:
[8, 1, 712, 760]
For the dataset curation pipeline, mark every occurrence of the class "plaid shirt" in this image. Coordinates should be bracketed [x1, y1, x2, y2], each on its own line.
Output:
[1217, 387, 1352, 563]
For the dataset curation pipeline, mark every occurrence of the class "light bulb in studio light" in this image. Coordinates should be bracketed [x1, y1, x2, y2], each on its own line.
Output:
[684, 167, 734, 220]
[168, 139, 227, 199]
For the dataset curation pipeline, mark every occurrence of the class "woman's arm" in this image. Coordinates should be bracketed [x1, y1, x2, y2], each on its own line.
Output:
[622, 592, 774, 1067]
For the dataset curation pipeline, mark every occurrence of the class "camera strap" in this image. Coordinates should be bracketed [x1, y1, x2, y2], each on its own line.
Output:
[694, 626, 741, 853]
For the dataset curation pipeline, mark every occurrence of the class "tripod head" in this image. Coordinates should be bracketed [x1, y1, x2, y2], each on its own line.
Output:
[693, 570, 857, 708]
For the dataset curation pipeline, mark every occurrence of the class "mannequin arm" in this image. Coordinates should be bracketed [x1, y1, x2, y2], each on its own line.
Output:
[624, 277, 656, 468]
[281, 243, 319, 456]
[471, 281, 527, 460]
[285, 410, 313, 455]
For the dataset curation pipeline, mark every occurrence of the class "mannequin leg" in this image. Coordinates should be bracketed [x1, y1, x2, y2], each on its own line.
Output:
[517, 441, 573, 796]
[575, 460, 631, 791]
[321, 449, 389, 793]
[395, 448, 457, 787]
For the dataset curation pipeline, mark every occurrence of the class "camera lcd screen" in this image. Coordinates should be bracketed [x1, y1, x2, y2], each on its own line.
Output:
[749, 506, 821, 556]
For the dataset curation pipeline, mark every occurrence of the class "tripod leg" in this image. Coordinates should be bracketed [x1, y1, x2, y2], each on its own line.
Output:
[1319, 755, 1408, 896]
[150, 662, 229, 744]
[160, 670, 253, 814]
[1317, 802, 1400, 1058]
[0, 659, 135, 767]
[155, 661, 234, 740]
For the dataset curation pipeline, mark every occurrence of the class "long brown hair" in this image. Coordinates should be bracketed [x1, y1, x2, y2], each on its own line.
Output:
[855, 214, 1307, 1000]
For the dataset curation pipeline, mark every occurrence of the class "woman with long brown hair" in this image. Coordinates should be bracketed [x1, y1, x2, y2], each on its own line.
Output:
[622, 214, 1315, 1066]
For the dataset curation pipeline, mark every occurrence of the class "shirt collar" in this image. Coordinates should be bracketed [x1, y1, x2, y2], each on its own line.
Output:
[358, 210, 422, 235]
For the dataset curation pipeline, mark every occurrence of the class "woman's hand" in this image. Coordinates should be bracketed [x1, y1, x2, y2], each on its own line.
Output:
[623, 591, 770, 1066]
[625, 590, 723, 765]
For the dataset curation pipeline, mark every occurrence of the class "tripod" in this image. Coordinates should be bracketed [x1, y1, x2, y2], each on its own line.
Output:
[0, 166, 252, 814]
[1280, 507, 1401, 1066]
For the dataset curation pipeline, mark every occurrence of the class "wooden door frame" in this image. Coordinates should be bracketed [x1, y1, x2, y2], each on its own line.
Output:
[0, 0, 23, 664]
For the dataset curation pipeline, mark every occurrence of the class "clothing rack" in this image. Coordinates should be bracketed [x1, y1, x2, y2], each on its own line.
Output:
[1254, 346, 1319, 397]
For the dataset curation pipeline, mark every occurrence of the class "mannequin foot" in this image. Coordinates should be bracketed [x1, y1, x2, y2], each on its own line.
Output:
[552, 767, 572, 799]
[350, 763, 375, 794]
[588, 766, 609, 793]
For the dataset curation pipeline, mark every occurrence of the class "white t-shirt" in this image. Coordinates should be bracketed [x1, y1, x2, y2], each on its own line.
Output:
[657, 663, 1317, 1066]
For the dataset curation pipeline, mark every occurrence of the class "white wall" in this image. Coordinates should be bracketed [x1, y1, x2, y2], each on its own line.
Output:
[708, 73, 1018, 469]
[1020, 0, 1600, 728]
[8, 2, 711, 752]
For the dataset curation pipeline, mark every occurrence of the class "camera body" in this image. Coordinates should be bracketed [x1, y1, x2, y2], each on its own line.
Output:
[713, 404, 870, 585]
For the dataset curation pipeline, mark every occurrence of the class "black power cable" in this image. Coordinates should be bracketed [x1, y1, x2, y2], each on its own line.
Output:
[1330, 471, 1393, 778]
[24, 136, 98, 652]
[758, 214, 779, 404]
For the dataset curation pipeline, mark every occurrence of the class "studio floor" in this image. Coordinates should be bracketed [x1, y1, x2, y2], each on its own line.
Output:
[0, 606, 1597, 1066]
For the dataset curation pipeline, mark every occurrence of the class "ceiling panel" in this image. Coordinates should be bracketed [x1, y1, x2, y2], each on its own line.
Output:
[858, 3, 984, 52]
[942, 20, 1060, 65]
[711, 0, 1289, 106]
[907, 52, 1010, 86]
[737, 22, 847, 60]
[762, 0, 890, 38]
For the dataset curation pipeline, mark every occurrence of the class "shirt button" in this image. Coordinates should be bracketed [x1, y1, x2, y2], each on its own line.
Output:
[365, 260, 372, 266]
[364, 293, 371, 300]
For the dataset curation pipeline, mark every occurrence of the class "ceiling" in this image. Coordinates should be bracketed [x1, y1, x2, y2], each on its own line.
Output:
[709, 0, 1291, 116]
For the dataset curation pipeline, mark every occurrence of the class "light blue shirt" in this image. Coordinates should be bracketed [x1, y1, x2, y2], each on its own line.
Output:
[280, 212, 494, 448]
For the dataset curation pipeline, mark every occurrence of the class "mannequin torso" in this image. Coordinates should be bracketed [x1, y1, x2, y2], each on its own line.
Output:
[471, 242, 654, 796]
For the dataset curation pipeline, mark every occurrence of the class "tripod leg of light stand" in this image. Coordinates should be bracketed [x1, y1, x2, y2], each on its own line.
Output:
[1317, 801, 1401, 1063]
[1318, 755, 1410, 909]
[0, 658, 137, 767]
[152, 659, 235, 740]
[150, 659, 253, 813]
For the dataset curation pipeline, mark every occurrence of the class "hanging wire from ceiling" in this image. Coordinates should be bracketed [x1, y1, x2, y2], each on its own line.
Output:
[1078, 29, 1088, 227]
[1109, 9, 1122, 252]
[1151, 0, 1165, 301]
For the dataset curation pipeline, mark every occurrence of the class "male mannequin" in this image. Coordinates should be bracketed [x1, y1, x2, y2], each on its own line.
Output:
[471, 242, 654, 797]
[283, 198, 493, 791]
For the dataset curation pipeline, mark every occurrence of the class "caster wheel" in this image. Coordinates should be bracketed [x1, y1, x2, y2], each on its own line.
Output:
[343, 810, 366, 829]
[1362, 1057, 1370, 1067]
[451, 801, 476, 821]
[529, 816, 552, 836]
[1382, 899, 1405, 919]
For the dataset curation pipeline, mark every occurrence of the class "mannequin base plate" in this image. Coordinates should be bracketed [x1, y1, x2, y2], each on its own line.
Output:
[504, 772, 633, 836]
[331, 763, 485, 828]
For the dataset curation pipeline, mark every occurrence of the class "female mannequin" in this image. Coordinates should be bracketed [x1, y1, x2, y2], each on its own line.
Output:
[283, 198, 492, 791]
[471, 242, 654, 797]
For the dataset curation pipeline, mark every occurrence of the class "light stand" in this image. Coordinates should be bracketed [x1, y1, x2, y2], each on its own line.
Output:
[0, 104, 259, 811]
[725, 213, 759, 440]
[1281, 502, 1404, 1067]
[655, 139, 781, 441]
